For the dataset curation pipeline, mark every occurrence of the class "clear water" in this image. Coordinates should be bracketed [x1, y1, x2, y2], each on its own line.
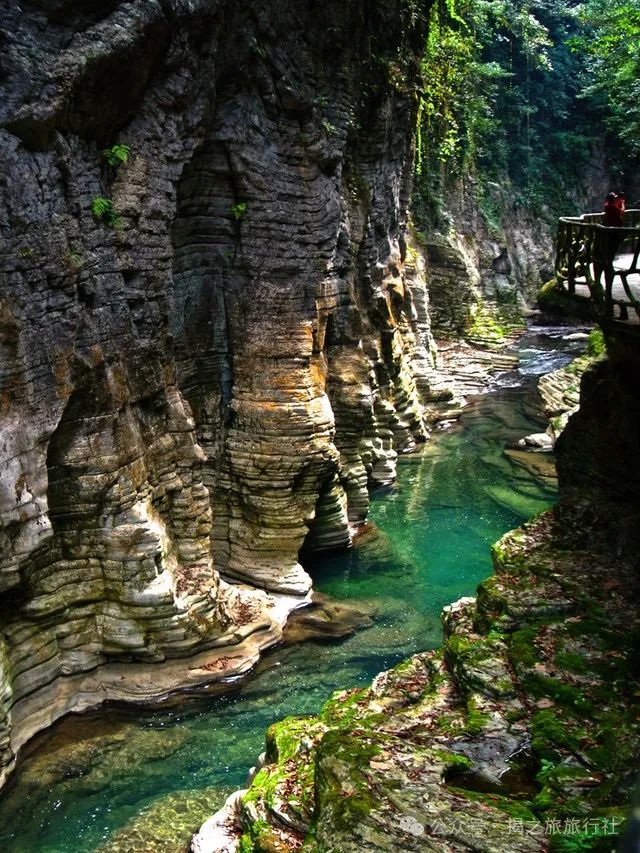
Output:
[0, 325, 582, 853]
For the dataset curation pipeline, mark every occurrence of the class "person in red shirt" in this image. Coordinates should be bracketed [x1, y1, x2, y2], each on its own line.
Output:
[604, 192, 624, 227]
[602, 191, 626, 265]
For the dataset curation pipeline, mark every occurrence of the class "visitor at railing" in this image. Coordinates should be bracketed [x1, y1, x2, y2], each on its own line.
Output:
[603, 192, 626, 261]
[553, 205, 640, 326]
[604, 191, 625, 227]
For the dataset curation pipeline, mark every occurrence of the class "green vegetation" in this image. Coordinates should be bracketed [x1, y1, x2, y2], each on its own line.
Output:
[464, 695, 491, 734]
[321, 118, 338, 136]
[466, 298, 522, 347]
[538, 277, 596, 318]
[321, 687, 371, 729]
[264, 715, 317, 763]
[101, 143, 130, 167]
[314, 730, 382, 829]
[568, 0, 640, 160]
[230, 201, 247, 221]
[586, 327, 606, 357]
[62, 250, 84, 274]
[237, 818, 285, 853]
[448, 786, 538, 822]
[413, 0, 638, 231]
[91, 196, 122, 228]
[549, 832, 615, 852]
[433, 747, 473, 772]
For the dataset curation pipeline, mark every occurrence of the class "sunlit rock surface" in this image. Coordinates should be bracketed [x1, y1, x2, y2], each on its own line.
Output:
[0, 0, 438, 782]
[421, 191, 551, 339]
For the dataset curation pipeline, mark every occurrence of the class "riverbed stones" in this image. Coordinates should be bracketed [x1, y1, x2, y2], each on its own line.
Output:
[432, 339, 519, 406]
[518, 432, 553, 450]
[515, 334, 595, 456]
[282, 592, 376, 645]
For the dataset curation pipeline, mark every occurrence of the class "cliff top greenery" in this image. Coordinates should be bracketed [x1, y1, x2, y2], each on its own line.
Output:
[414, 0, 640, 229]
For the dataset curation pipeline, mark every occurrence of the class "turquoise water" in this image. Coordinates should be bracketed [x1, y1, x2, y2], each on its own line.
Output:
[0, 327, 577, 852]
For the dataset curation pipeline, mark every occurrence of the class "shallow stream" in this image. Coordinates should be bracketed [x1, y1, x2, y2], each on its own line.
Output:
[0, 324, 586, 852]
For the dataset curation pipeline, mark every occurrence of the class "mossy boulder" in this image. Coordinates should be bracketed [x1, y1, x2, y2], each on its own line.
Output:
[537, 278, 595, 319]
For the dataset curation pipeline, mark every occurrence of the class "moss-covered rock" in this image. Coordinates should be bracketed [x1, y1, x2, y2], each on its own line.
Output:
[537, 278, 595, 319]
[215, 502, 638, 852]
[465, 297, 524, 350]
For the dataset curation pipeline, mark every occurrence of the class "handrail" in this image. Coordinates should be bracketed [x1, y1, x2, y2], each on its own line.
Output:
[554, 209, 640, 325]
[559, 209, 640, 230]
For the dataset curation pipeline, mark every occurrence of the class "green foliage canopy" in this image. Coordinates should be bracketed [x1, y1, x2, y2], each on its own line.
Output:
[569, 0, 640, 157]
[414, 0, 638, 227]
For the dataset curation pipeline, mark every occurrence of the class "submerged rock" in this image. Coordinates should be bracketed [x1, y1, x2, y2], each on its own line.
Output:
[503, 448, 557, 489]
[282, 592, 376, 645]
[98, 786, 235, 853]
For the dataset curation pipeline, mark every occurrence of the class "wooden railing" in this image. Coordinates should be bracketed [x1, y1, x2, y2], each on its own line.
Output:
[555, 209, 640, 324]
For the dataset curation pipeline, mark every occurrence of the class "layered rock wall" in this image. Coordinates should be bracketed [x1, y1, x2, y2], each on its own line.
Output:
[421, 154, 615, 340]
[422, 183, 553, 340]
[0, 0, 438, 782]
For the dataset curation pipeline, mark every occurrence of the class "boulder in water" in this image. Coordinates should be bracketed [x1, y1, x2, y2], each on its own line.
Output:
[282, 592, 376, 644]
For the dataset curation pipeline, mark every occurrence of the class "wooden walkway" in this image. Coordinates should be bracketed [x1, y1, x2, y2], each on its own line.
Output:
[571, 253, 640, 325]
[555, 209, 640, 327]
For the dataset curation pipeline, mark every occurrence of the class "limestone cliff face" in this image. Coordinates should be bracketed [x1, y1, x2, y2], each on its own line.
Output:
[0, 0, 438, 780]
[422, 153, 616, 340]
[422, 182, 553, 340]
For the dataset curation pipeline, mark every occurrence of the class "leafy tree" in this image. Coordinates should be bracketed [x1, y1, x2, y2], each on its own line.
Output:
[413, 0, 637, 227]
[569, 0, 640, 158]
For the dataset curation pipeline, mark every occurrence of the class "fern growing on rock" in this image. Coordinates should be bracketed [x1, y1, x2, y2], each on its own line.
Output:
[91, 196, 122, 228]
[230, 201, 247, 221]
[101, 144, 130, 167]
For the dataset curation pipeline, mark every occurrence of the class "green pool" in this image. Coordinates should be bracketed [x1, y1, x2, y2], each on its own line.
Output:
[0, 326, 579, 852]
